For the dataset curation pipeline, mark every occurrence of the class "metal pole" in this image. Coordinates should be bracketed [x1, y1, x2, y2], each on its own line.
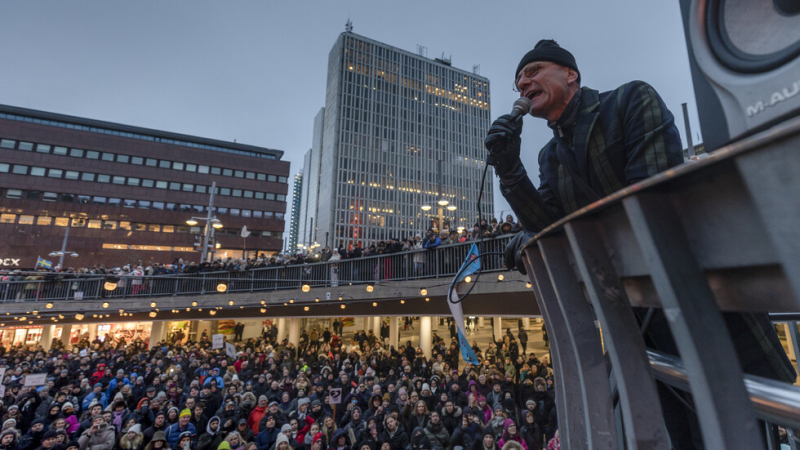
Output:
[682, 103, 695, 157]
[58, 226, 70, 269]
[201, 181, 217, 263]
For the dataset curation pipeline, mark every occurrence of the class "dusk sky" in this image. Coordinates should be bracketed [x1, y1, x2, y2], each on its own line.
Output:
[0, 1, 701, 236]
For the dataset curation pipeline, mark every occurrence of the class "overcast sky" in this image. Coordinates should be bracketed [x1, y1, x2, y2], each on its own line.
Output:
[0, 1, 702, 235]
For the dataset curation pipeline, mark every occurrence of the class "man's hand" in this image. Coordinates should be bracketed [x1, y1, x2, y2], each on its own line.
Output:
[485, 114, 523, 170]
[505, 231, 537, 275]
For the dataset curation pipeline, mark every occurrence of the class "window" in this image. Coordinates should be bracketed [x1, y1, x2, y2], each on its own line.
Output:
[255, 192, 265, 200]
[190, 226, 202, 234]
[112, 176, 125, 185]
[257, 173, 266, 181]
[85, 150, 100, 159]
[42, 192, 58, 202]
[148, 224, 160, 232]
[76, 195, 90, 204]
[210, 167, 221, 175]
[93, 197, 106, 204]
[185, 163, 197, 172]
[196, 185, 207, 194]
[81, 173, 95, 182]
[131, 156, 143, 165]
[103, 221, 117, 230]
[70, 148, 84, 157]
[253, 211, 263, 218]
[142, 179, 154, 188]
[0, 163, 8, 173]
[182, 183, 194, 192]
[17, 215, 34, 225]
[18, 142, 33, 151]
[0, 214, 16, 223]
[176, 225, 189, 233]
[173, 162, 184, 170]
[180, 204, 192, 212]
[152, 202, 165, 210]
[159, 160, 171, 169]
[119, 221, 131, 230]
[277, 194, 286, 201]
[169, 182, 180, 190]
[0, 139, 15, 148]
[219, 187, 230, 196]
[242, 209, 252, 217]
[48, 168, 63, 178]
[244, 190, 253, 198]
[246, 171, 255, 179]
[263, 211, 274, 218]
[278, 176, 287, 183]
[276, 213, 284, 219]
[127, 178, 140, 186]
[234, 170, 244, 178]
[162, 225, 174, 233]
[26, 191, 41, 200]
[65, 171, 79, 180]
[36, 216, 53, 225]
[198, 165, 209, 174]
[12, 165, 28, 175]
[96, 174, 111, 183]
[139, 200, 151, 209]
[263, 231, 272, 237]
[217, 207, 227, 214]
[166, 203, 177, 211]
[71, 218, 86, 227]
[53, 146, 68, 155]
[266, 193, 276, 200]
[54, 217, 69, 227]
[232, 189, 242, 197]
[267, 175, 277, 182]
[108, 198, 121, 206]
[123, 199, 136, 208]
[230, 209, 240, 216]
[35, 144, 51, 153]
[155, 181, 168, 189]
[117, 155, 130, 163]
[145, 158, 157, 167]
[101, 153, 115, 161]
[87, 220, 102, 229]
[134, 223, 146, 231]
[223, 168, 233, 176]
[250, 231, 260, 237]
[30, 167, 46, 177]
[61, 194, 74, 203]
[193, 205, 203, 213]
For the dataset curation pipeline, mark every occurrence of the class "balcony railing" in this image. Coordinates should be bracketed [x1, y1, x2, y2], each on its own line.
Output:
[0, 235, 513, 303]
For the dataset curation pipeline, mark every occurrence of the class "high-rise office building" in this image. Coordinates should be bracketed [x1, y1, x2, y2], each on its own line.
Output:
[287, 171, 303, 251]
[305, 31, 493, 250]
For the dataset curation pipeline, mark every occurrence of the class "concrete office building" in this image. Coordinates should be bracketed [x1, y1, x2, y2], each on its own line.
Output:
[287, 171, 303, 252]
[302, 31, 493, 250]
[0, 104, 289, 268]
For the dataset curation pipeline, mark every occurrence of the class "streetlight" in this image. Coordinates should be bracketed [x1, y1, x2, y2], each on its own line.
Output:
[49, 226, 79, 269]
[186, 181, 224, 262]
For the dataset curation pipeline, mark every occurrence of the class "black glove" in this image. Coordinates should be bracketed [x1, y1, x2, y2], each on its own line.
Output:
[504, 231, 537, 275]
[484, 114, 525, 181]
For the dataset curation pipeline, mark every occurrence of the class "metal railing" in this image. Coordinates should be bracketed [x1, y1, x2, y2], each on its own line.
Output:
[521, 116, 800, 450]
[0, 235, 513, 303]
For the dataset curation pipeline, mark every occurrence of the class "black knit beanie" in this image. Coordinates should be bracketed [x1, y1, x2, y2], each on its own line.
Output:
[516, 39, 580, 84]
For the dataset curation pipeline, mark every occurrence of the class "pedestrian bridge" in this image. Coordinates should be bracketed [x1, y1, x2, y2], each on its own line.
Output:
[1, 235, 539, 322]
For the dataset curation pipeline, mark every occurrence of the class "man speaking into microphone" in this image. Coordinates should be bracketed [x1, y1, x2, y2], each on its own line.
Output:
[487, 40, 795, 449]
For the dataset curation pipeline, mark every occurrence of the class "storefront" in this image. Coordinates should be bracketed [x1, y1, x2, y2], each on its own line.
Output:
[0, 325, 61, 348]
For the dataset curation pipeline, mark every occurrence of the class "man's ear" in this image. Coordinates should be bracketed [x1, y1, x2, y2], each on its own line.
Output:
[566, 69, 579, 86]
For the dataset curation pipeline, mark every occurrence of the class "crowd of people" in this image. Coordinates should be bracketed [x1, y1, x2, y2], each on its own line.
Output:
[0, 319, 561, 450]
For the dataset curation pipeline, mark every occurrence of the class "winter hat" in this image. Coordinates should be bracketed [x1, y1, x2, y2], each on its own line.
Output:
[179, 409, 192, 418]
[421, 383, 430, 392]
[281, 424, 293, 433]
[62, 402, 74, 411]
[42, 430, 58, 440]
[276, 434, 290, 447]
[515, 39, 580, 85]
[127, 424, 142, 434]
[298, 398, 311, 408]
[259, 395, 268, 404]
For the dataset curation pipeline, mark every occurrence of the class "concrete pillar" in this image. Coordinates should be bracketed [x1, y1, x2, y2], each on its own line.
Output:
[373, 316, 381, 338]
[288, 318, 301, 347]
[493, 317, 502, 342]
[87, 324, 98, 341]
[39, 325, 54, 350]
[390, 316, 399, 349]
[277, 318, 286, 341]
[523, 318, 530, 330]
[419, 317, 432, 358]
[478, 317, 485, 328]
[210, 320, 219, 335]
[149, 322, 164, 348]
[60, 324, 73, 348]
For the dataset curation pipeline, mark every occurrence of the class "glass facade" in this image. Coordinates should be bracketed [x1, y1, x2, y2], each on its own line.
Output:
[313, 32, 493, 250]
[288, 171, 303, 251]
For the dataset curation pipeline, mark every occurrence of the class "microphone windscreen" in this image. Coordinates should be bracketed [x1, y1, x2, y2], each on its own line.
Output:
[513, 97, 532, 116]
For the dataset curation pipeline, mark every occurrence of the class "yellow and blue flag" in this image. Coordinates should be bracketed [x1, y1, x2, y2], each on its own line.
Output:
[36, 257, 53, 269]
[448, 244, 481, 365]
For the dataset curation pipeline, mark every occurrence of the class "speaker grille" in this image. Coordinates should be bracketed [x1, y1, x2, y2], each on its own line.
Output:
[708, 0, 800, 72]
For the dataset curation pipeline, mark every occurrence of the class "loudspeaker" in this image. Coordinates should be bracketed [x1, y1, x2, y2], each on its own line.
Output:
[679, 0, 800, 151]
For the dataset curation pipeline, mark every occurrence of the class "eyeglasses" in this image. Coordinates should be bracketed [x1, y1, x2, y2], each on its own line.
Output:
[513, 62, 543, 92]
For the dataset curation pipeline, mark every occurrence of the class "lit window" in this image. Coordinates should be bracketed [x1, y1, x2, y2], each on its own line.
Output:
[134, 223, 146, 231]
[103, 221, 117, 230]
[36, 216, 53, 225]
[162, 225, 174, 233]
[87, 220, 102, 229]
[119, 221, 131, 230]
[0, 214, 16, 223]
[54, 217, 69, 227]
[71, 218, 86, 227]
[148, 224, 160, 232]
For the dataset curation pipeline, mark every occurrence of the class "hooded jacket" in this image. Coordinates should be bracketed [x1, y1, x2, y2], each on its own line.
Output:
[197, 417, 225, 450]
[77, 422, 116, 450]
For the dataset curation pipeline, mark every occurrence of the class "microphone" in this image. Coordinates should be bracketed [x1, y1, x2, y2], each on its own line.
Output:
[510, 97, 532, 118]
[485, 97, 532, 166]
